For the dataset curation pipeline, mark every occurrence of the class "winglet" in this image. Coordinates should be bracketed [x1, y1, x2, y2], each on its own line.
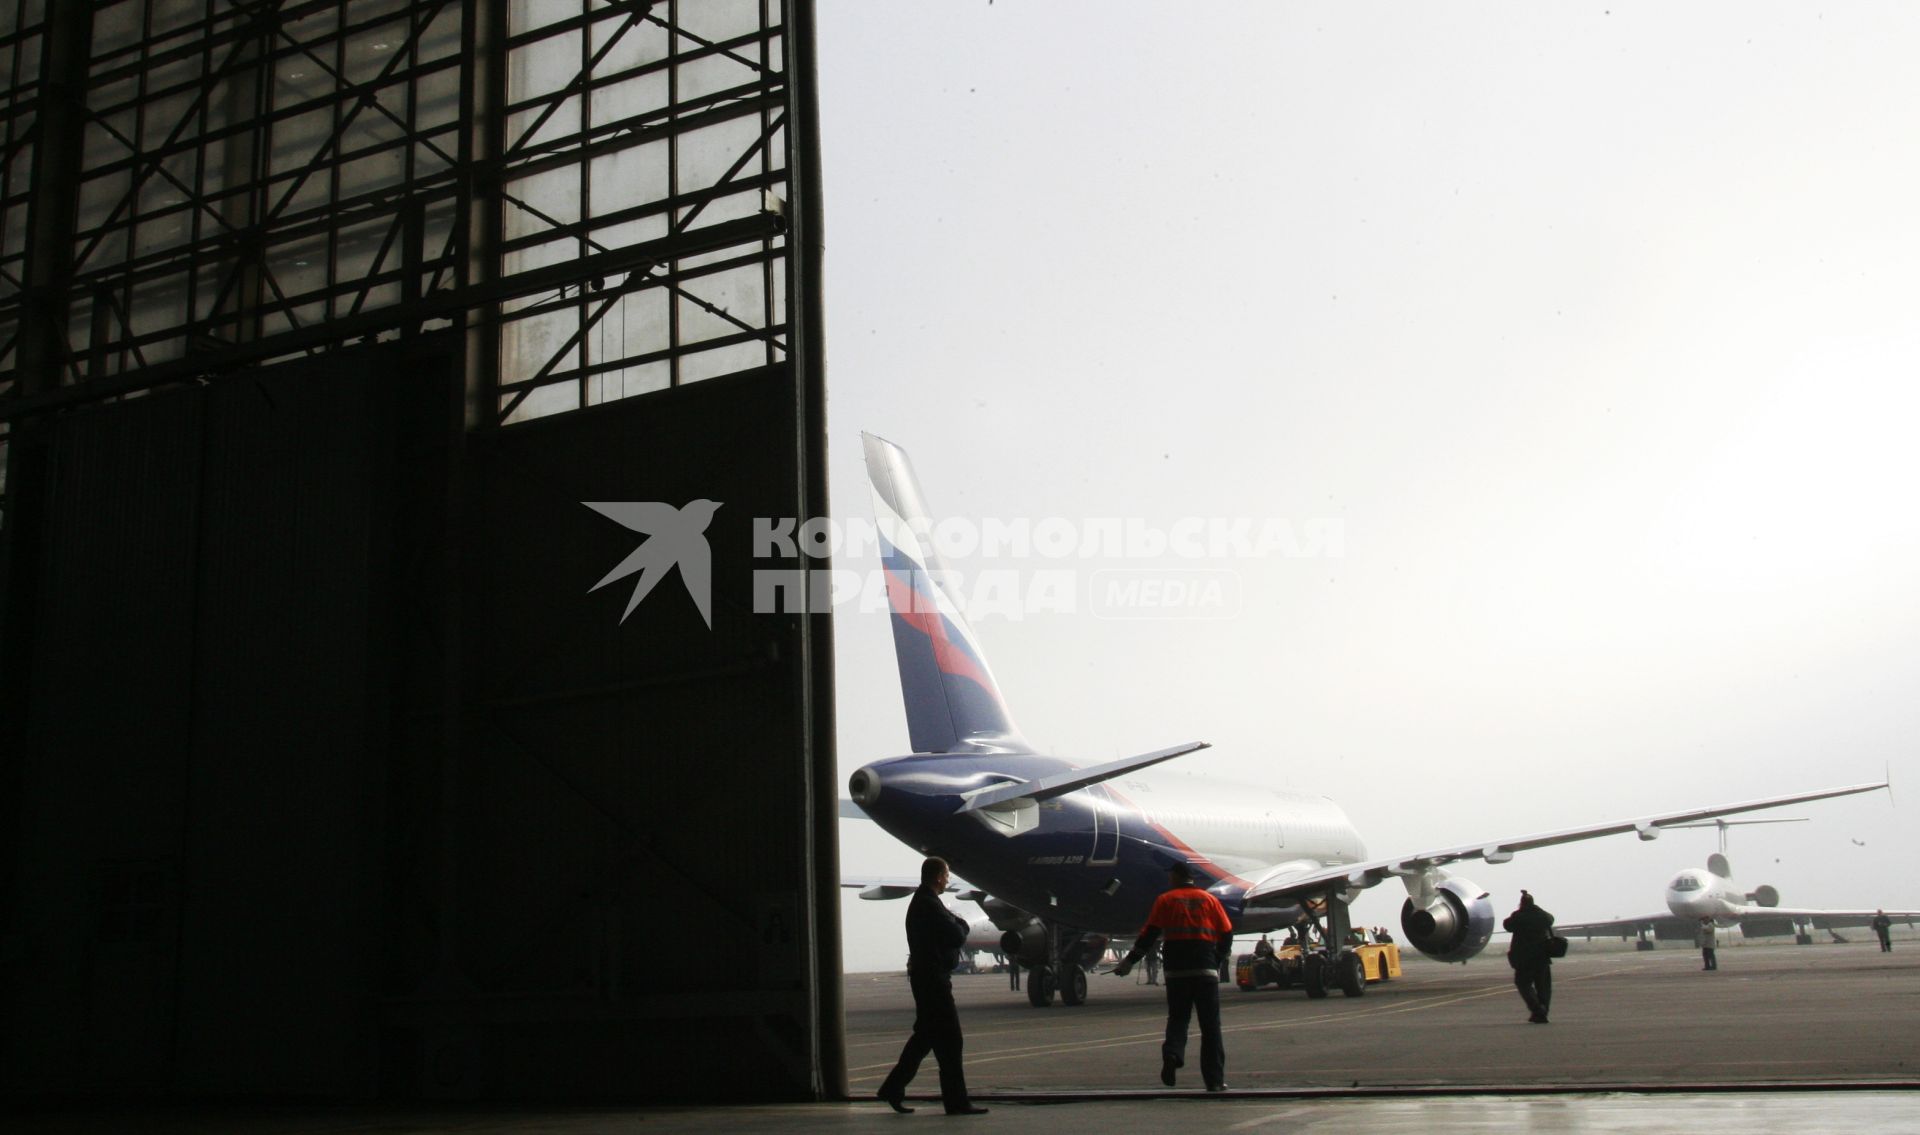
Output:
[956, 741, 1210, 814]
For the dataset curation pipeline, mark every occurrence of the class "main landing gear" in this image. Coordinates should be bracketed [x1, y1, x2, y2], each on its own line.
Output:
[1025, 922, 1096, 1007]
[1296, 891, 1367, 999]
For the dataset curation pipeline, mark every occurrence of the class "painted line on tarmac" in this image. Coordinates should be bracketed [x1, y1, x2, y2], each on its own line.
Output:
[1227, 1106, 1318, 1130]
[1220, 960, 1649, 1035]
[853, 962, 1651, 1079]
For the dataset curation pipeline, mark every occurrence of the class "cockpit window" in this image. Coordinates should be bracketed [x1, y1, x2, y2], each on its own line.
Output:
[1672, 875, 1704, 892]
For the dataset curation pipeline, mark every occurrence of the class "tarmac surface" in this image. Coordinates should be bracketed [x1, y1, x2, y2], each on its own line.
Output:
[845, 937, 1920, 1093]
[9, 940, 1917, 1133]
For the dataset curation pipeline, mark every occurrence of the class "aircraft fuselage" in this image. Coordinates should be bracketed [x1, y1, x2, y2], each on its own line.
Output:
[1666, 866, 1753, 926]
[851, 751, 1366, 934]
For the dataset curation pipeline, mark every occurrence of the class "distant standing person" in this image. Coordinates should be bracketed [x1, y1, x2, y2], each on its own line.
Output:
[1143, 944, 1161, 986]
[1112, 863, 1236, 1091]
[1503, 889, 1555, 1024]
[1872, 910, 1893, 953]
[1696, 917, 1718, 970]
[876, 857, 989, 1116]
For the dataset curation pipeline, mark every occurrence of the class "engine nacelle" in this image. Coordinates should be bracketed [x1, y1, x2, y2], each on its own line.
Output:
[1749, 884, 1779, 908]
[1399, 877, 1497, 963]
[999, 926, 1049, 967]
[997, 925, 1108, 969]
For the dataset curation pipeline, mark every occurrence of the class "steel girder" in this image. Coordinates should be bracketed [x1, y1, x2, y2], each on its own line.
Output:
[0, 0, 799, 433]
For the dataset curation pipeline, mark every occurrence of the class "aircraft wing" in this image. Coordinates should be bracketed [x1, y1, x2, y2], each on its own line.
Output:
[1729, 907, 1920, 935]
[1733, 906, 1920, 923]
[1556, 914, 1683, 939]
[1558, 909, 1920, 941]
[1243, 781, 1888, 905]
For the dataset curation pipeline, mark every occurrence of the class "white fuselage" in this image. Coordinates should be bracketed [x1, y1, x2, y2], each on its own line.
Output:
[1665, 867, 1748, 926]
[1110, 767, 1367, 888]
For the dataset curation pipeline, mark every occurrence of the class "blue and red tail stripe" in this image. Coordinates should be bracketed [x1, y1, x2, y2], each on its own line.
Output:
[865, 432, 1029, 755]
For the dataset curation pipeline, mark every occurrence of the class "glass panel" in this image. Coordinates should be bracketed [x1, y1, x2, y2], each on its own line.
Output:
[1, 0, 798, 425]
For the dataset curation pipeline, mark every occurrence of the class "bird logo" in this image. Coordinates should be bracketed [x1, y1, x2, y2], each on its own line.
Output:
[583, 499, 722, 627]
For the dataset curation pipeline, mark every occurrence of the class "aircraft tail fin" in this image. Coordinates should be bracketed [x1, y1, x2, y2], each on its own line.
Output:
[863, 432, 1031, 754]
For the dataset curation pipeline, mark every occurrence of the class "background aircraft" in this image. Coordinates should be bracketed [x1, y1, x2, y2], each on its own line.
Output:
[839, 865, 1042, 969]
[1557, 818, 1920, 946]
[848, 433, 1891, 1005]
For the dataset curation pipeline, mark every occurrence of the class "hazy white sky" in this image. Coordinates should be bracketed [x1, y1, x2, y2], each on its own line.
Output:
[816, 2, 1920, 973]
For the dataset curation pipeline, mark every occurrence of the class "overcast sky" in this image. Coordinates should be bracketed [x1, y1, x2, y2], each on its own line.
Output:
[814, 2, 1920, 974]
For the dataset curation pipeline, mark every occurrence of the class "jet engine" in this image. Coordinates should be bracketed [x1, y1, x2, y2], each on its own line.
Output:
[998, 926, 1049, 968]
[1399, 877, 1496, 963]
[997, 924, 1109, 970]
[1748, 884, 1779, 908]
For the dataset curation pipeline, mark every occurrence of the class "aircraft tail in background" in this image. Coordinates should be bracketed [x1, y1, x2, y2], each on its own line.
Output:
[862, 432, 1030, 754]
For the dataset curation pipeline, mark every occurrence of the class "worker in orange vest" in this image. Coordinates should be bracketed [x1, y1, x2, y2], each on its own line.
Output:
[1113, 862, 1236, 1091]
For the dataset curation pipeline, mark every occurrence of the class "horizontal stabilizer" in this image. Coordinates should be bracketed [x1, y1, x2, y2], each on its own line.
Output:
[842, 876, 980, 901]
[956, 741, 1210, 814]
[858, 884, 918, 901]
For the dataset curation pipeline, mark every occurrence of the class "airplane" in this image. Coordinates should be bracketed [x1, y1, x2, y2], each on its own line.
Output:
[846, 431, 1892, 1007]
[1556, 818, 1920, 948]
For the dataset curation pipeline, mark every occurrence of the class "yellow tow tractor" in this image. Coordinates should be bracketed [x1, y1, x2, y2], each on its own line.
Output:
[1235, 929, 1401, 998]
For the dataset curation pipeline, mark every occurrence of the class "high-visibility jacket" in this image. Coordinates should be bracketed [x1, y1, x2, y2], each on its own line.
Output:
[1126, 885, 1235, 978]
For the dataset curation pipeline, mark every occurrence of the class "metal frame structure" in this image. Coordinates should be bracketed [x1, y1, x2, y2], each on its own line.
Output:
[1, 0, 803, 501]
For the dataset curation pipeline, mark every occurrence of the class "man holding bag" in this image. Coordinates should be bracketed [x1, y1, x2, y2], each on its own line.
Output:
[1503, 889, 1556, 1024]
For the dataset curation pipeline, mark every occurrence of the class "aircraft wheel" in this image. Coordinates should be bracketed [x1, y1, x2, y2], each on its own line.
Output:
[1059, 965, 1088, 1006]
[1338, 952, 1366, 997]
[1302, 954, 1329, 999]
[1026, 967, 1056, 1008]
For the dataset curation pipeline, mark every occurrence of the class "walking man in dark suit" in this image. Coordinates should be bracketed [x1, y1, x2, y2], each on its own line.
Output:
[876, 857, 988, 1116]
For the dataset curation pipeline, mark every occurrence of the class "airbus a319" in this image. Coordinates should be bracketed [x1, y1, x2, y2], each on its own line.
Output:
[847, 433, 1890, 1006]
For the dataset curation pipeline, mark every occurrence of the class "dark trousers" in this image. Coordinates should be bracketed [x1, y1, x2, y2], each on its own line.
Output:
[1701, 947, 1717, 970]
[1162, 975, 1225, 1089]
[879, 969, 972, 1112]
[1513, 960, 1552, 1019]
[1878, 933, 1892, 953]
